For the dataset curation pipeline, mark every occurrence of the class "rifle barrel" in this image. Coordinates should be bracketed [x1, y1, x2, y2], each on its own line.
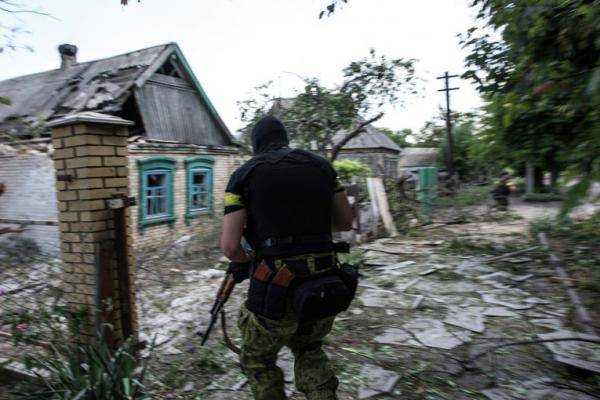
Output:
[201, 313, 219, 346]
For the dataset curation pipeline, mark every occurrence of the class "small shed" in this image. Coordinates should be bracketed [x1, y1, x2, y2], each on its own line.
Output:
[332, 124, 402, 180]
[398, 147, 438, 172]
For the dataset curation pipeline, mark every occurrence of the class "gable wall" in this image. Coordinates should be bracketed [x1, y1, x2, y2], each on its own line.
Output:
[135, 73, 229, 146]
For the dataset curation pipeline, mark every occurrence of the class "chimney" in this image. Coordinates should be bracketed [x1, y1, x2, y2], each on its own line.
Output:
[58, 44, 78, 70]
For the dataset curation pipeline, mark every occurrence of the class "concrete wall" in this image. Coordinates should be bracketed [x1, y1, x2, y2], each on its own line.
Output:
[128, 146, 244, 251]
[0, 152, 60, 255]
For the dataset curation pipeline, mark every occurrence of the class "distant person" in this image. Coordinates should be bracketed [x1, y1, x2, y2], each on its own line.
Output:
[491, 172, 511, 211]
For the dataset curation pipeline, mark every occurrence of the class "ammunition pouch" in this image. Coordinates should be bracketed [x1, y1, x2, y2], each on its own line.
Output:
[246, 249, 358, 322]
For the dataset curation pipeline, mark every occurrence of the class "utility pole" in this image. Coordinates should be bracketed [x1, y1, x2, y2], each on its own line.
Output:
[437, 72, 459, 182]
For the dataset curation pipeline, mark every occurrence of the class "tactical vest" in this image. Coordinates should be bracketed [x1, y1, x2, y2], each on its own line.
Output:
[237, 148, 358, 321]
[240, 148, 336, 257]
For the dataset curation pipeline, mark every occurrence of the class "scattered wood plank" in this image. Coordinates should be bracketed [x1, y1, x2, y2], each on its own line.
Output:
[484, 246, 540, 263]
[538, 232, 596, 335]
[367, 177, 398, 237]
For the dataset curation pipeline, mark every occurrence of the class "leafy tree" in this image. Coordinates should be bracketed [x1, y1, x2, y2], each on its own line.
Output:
[379, 127, 412, 148]
[0, 0, 50, 53]
[333, 159, 371, 183]
[461, 0, 600, 201]
[239, 49, 419, 161]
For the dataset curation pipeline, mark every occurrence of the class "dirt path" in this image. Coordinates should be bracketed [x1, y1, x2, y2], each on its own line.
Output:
[134, 202, 598, 399]
[2, 201, 597, 399]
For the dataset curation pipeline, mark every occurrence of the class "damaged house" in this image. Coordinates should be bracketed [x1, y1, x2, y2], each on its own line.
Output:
[0, 43, 242, 255]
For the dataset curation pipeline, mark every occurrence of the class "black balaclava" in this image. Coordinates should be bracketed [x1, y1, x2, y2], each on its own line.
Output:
[251, 116, 289, 155]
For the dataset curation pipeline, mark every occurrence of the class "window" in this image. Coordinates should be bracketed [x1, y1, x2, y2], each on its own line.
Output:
[145, 171, 169, 217]
[185, 156, 214, 219]
[137, 157, 176, 228]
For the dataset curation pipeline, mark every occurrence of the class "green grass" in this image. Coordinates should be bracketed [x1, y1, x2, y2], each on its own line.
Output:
[436, 184, 494, 207]
[522, 192, 564, 202]
[338, 251, 366, 268]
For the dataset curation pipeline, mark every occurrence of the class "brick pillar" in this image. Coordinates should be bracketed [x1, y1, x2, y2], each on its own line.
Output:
[48, 112, 137, 345]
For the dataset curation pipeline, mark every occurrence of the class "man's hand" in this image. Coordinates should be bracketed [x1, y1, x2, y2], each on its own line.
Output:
[227, 261, 251, 283]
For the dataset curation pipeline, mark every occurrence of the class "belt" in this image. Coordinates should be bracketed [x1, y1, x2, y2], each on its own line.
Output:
[263, 253, 336, 276]
[260, 234, 332, 248]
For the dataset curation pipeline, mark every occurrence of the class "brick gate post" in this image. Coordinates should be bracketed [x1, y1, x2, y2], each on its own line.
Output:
[48, 112, 138, 345]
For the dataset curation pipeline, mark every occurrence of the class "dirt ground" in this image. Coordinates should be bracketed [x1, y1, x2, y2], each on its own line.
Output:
[130, 199, 599, 399]
[1, 198, 598, 399]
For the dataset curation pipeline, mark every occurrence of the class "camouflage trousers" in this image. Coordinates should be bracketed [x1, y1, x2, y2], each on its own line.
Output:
[238, 305, 339, 400]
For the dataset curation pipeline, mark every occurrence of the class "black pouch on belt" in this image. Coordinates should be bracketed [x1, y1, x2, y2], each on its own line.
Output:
[293, 274, 354, 323]
[246, 261, 271, 315]
[263, 266, 295, 320]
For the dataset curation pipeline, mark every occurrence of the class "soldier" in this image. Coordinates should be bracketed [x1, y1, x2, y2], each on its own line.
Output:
[491, 171, 511, 211]
[220, 116, 354, 400]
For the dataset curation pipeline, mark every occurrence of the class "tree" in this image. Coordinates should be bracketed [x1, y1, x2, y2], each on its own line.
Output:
[239, 49, 418, 161]
[379, 127, 412, 148]
[0, 0, 51, 53]
[461, 0, 599, 201]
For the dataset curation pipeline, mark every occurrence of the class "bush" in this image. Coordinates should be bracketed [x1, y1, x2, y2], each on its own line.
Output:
[530, 212, 600, 241]
[338, 251, 365, 268]
[333, 159, 371, 183]
[522, 193, 564, 202]
[436, 184, 494, 207]
[24, 330, 153, 400]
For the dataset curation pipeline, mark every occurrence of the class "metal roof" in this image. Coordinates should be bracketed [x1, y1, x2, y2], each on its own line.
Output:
[332, 123, 402, 153]
[398, 147, 438, 167]
[0, 44, 168, 125]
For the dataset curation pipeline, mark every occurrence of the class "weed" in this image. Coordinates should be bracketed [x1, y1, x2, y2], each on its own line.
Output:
[436, 184, 494, 207]
[443, 238, 495, 254]
[338, 251, 365, 268]
[522, 192, 564, 202]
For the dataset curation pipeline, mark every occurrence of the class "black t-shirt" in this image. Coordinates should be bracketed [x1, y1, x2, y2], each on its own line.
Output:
[224, 149, 344, 257]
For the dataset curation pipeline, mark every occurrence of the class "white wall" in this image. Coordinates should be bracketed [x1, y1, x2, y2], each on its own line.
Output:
[0, 153, 60, 255]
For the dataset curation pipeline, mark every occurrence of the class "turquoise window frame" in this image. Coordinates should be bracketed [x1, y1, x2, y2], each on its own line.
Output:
[185, 156, 215, 220]
[137, 157, 176, 229]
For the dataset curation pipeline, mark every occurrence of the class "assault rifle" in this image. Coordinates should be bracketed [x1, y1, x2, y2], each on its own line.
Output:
[200, 272, 236, 346]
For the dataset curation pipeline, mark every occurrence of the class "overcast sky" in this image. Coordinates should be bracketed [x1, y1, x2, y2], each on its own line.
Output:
[0, 0, 483, 134]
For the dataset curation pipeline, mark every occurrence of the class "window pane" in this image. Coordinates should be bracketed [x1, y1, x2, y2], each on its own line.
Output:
[148, 173, 166, 187]
[145, 171, 168, 217]
[193, 173, 205, 185]
[190, 170, 210, 211]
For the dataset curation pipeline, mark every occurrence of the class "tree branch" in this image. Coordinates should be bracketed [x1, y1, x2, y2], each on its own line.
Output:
[329, 112, 384, 161]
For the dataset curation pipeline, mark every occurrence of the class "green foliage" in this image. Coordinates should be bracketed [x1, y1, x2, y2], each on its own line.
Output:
[522, 192, 564, 202]
[436, 184, 493, 207]
[333, 159, 371, 183]
[338, 251, 365, 269]
[530, 212, 600, 242]
[319, 0, 348, 18]
[462, 0, 600, 207]
[379, 127, 412, 148]
[238, 49, 419, 159]
[443, 238, 495, 255]
[27, 332, 152, 400]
